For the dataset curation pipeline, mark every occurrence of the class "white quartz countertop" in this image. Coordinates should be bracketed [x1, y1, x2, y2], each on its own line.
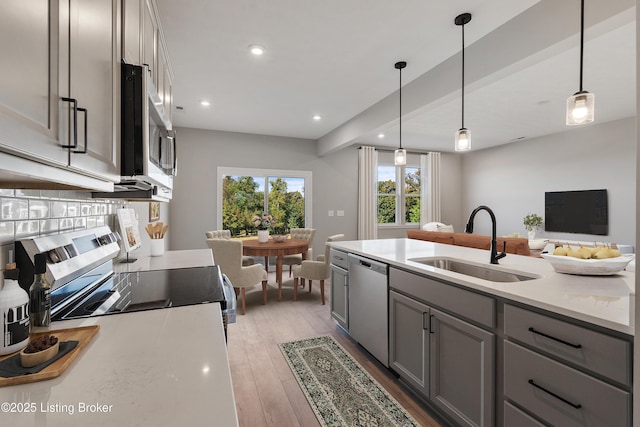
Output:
[0, 249, 238, 426]
[330, 239, 635, 336]
[0, 304, 238, 426]
[114, 249, 214, 272]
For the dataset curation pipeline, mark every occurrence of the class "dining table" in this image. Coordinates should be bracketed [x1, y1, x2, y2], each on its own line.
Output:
[242, 238, 309, 301]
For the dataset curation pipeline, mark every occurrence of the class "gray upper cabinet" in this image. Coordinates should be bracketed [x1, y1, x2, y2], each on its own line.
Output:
[64, 0, 120, 183]
[123, 0, 142, 64]
[0, 0, 68, 167]
[142, 0, 158, 87]
[0, 0, 120, 188]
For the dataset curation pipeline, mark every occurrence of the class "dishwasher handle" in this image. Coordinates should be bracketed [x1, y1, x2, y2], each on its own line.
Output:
[349, 254, 388, 275]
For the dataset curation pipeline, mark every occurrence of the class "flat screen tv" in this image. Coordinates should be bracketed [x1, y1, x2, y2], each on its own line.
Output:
[544, 189, 608, 235]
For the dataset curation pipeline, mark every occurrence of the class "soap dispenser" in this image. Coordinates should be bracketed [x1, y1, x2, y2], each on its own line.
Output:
[0, 268, 30, 355]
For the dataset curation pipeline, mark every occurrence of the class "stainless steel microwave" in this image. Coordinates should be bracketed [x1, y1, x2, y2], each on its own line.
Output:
[121, 63, 176, 190]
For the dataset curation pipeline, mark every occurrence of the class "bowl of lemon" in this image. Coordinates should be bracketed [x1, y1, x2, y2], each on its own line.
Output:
[541, 244, 634, 275]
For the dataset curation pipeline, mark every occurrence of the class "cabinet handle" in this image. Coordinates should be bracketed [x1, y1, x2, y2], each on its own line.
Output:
[428, 314, 434, 333]
[422, 312, 428, 330]
[528, 379, 582, 409]
[528, 327, 582, 349]
[61, 97, 78, 149]
[73, 107, 88, 154]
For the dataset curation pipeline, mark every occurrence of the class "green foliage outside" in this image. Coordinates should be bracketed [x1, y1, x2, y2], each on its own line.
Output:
[222, 176, 305, 236]
[377, 167, 421, 224]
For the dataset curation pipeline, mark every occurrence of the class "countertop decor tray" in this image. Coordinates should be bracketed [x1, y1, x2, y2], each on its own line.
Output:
[0, 325, 99, 387]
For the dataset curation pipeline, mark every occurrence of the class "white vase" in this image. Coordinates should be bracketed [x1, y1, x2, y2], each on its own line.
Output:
[258, 229, 269, 243]
[528, 230, 536, 240]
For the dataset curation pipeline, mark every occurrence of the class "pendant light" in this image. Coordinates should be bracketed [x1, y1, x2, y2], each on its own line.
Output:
[394, 61, 407, 166]
[454, 13, 472, 152]
[566, 0, 594, 125]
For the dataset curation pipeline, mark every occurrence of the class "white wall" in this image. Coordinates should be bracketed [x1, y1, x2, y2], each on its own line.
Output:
[461, 117, 636, 245]
[169, 128, 358, 257]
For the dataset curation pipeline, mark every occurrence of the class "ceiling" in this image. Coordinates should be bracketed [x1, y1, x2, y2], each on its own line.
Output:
[155, 0, 636, 154]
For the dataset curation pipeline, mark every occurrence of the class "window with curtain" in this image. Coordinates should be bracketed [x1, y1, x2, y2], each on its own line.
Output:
[377, 153, 422, 226]
[217, 167, 312, 237]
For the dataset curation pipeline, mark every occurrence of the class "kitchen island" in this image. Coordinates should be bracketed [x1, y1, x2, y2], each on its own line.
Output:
[329, 238, 634, 427]
[332, 238, 634, 334]
[0, 250, 238, 427]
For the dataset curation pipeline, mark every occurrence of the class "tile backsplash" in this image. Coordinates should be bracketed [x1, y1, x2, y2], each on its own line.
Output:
[0, 189, 126, 267]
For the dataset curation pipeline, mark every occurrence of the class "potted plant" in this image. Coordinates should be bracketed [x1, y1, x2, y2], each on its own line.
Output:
[523, 213, 543, 240]
[252, 212, 273, 242]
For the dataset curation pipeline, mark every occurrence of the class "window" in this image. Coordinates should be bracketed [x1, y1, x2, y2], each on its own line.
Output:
[377, 154, 421, 226]
[217, 167, 312, 237]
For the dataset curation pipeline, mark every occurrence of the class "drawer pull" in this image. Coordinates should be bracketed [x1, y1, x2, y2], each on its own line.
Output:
[528, 379, 582, 409]
[528, 327, 582, 349]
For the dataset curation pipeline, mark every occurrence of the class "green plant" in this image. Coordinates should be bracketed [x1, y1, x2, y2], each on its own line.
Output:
[523, 213, 543, 232]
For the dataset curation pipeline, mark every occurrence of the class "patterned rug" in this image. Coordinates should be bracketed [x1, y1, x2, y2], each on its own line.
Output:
[279, 335, 421, 427]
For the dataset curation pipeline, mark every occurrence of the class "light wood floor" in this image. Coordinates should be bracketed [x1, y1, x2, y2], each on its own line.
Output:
[226, 271, 444, 427]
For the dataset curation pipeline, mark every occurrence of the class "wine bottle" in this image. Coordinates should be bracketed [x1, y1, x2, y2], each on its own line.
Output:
[29, 253, 51, 328]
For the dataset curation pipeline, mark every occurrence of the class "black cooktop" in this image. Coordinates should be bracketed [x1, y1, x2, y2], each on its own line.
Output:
[52, 266, 225, 321]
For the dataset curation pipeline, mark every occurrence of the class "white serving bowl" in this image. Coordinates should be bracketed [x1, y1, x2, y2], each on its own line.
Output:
[528, 239, 548, 250]
[541, 254, 635, 276]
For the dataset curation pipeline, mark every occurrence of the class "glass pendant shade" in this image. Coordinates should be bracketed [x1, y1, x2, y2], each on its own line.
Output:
[566, 91, 594, 125]
[455, 128, 471, 151]
[394, 148, 407, 166]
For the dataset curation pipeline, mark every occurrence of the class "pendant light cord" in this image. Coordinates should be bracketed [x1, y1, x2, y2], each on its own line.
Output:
[579, 0, 584, 92]
[399, 65, 402, 149]
[461, 21, 465, 129]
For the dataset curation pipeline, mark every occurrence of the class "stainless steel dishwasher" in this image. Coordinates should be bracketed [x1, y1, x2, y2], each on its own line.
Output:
[348, 253, 388, 367]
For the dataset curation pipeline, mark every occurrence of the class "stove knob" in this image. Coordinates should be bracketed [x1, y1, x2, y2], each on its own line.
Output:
[47, 249, 60, 263]
[64, 244, 78, 258]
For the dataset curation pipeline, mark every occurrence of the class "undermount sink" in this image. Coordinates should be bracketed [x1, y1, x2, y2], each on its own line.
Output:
[409, 257, 539, 282]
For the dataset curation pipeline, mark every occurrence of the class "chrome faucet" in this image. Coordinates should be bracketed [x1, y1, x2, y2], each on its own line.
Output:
[465, 205, 506, 264]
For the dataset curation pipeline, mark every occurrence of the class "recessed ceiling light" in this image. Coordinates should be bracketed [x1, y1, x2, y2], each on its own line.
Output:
[313, 115, 322, 121]
[249, 44, 264, 56]
[378, 133, 385, 139]
[200, 100, 211, 107]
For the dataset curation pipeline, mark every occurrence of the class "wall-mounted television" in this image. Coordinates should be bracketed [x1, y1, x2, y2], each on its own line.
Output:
[544, 189, 608, 235]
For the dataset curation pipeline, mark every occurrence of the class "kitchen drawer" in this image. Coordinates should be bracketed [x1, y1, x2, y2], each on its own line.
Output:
[504, 341, 630, 427]
[504, 304, 631, 386]
[504, 401, 545, 427]
[329, 249, 348, 269]
[390, 267, 495, 328]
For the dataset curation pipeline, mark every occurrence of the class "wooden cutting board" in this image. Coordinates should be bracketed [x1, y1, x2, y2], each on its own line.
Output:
[0, 325, 99, 387]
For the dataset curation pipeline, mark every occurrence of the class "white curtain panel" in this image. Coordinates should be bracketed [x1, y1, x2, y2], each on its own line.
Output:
[358, 146, 378, 240]
[421, 152, 441, 225]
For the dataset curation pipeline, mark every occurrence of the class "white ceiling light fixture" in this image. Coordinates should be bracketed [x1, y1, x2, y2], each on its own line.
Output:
[394, 61, 407, 166]
[454, 13, 472, 152]
[249, 44, 265, 56]
[200, 100, 211, 107]
[566, 0, 594, 126]
[378, 133, 385, 139]
[313, 115, 322, 121]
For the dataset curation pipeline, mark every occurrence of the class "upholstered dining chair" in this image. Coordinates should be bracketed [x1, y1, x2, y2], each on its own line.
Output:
[205, 230, 255, 266]
[206, 238, 267, 315]
[292, 234, 344, 304]
[281, 228, 316, 277]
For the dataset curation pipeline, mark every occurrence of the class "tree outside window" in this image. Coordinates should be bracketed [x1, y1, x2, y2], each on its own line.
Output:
[221, 172, 308, 237]
[377, 163, 421, 225]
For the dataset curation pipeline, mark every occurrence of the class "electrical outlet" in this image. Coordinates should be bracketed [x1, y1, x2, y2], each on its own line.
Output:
[337, 210, 344, 217]
[328, 210, 334, 217]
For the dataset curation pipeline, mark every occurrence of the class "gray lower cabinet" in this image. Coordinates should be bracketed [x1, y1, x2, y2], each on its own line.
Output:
[389, 290, 495, 427]
[503, 303, 632, 426]
[430, 308, 495, 427]
[389, 291, 429, 396]
[504, 341, 630, 427]
[330, 263, 349, 329]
